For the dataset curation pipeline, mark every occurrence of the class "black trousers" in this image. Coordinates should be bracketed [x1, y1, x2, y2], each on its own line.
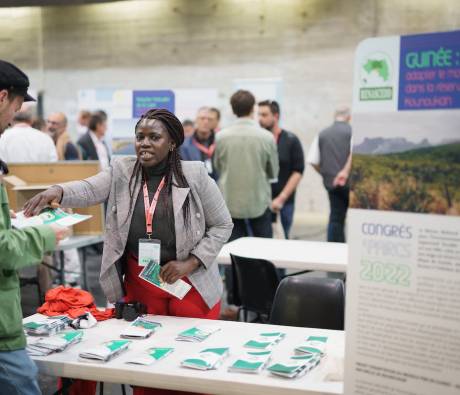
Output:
[230, 208, 273, 241]
[327, 186, 349, 243]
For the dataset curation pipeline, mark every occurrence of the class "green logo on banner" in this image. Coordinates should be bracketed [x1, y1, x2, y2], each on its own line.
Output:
[359, 52, 394, 101]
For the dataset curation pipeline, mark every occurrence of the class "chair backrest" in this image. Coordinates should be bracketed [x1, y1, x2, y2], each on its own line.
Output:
[269, 274, 345, 330]
[230, 254, 280, 316]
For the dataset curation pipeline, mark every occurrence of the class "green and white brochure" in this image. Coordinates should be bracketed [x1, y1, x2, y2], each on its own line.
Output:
[12, 208, 92, 229]
[126, 347, 174, 366]
[228, 350, 272, 374]
[181, 347, 229, 370]
[295, 336, 328, 356]
[268, 354, 321, 378]
[176, 325, 221, 342]
[79, 339, 131, 362]
[27, 330, 83, 356]
[244, 332, 286, 350]
[120, 317, 162, 339]
[139, 260, 191, 299]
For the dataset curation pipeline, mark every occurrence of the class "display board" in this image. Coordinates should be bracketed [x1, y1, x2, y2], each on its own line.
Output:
[345, 30, 460, 395]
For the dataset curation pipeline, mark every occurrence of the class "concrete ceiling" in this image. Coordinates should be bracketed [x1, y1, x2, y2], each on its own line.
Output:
[0, 0, 126, 6]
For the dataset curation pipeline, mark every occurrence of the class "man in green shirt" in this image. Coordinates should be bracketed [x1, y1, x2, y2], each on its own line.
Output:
[214, 89, 279, 240]
[0, 60, 69, 394]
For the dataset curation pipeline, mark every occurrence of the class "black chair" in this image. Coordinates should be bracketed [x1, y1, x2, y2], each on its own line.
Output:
[269, 273, 345, 330]
[230, 254, 280, 323]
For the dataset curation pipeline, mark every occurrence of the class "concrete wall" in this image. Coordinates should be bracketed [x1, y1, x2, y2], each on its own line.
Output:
[1, 0, 459, 218]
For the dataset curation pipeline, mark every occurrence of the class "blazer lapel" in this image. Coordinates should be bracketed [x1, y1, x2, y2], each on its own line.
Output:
[172, 185, 190, 219]
[172, 180, 190, 259]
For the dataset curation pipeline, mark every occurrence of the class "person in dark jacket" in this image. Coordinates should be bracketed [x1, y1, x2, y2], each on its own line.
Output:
[77, 112, 111, 170]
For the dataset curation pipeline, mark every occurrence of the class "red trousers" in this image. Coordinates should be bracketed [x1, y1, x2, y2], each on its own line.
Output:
[64, 254, 220, 395]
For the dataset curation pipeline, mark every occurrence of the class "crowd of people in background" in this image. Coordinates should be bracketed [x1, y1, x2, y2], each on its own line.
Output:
[0, 87, 352, 295]
[1, 90, 352, 248]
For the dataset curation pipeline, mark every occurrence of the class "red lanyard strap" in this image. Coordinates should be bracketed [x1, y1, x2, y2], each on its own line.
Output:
[143, 176, 166, 238]
[192, 138, 216, 158]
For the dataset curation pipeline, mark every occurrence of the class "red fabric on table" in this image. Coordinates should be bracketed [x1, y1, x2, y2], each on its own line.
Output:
[37, 286, 114, 320]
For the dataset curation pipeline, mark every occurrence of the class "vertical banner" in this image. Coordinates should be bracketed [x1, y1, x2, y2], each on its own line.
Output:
[345, 30, 460, 395]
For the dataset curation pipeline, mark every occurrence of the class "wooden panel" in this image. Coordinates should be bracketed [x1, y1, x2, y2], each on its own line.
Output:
[5, 161, 104, 235]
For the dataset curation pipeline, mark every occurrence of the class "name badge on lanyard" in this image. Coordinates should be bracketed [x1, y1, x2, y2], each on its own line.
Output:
[139, 177, 165, 267]
[139, 238, 161, 267]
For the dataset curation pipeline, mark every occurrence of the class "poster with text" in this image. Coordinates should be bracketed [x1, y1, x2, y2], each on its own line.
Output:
[345, 30, 460, 395]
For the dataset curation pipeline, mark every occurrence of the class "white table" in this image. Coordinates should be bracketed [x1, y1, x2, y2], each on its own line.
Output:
[217, 237, 348, 273]
[25, 314, 344, 395]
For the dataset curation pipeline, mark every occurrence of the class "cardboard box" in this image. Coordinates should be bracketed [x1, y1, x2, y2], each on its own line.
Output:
[4, 161, 104, 235]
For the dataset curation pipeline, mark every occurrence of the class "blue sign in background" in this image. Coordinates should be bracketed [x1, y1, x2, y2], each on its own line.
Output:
[132, 90, 175, 117]
[398, 30, 460, 111]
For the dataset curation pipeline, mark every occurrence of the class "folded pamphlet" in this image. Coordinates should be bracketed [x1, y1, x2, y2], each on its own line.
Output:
[228, 350, 272, 374]
[181, 347, 229, 370]
[12, 208, 91, 229]
[176, 325, 221, 342]
[120, 316, 162, 339]
[79, 339, 131, 363]
[23, 316, 71, 336]
[26, 330, 83, 356]
[125, 347, 174, 366]
[295, 336, 328, 356]
[244, 332, 286, 350]
[268, 354, 322, 378]
[139, 260, 191, 299]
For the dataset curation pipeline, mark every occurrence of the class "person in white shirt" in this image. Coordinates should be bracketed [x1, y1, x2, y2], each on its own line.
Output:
[0, 110, 58, 162]
[77, 112, 110, 170]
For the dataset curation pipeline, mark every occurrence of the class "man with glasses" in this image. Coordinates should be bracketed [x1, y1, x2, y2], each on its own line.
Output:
[47, 112, 80, 160]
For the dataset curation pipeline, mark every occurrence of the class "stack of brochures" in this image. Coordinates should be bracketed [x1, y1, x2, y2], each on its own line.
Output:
[125, 347, 174, 366]
[79, 340, 131, 363]
[24, 316, 71, 336]
[294, 336, 328, 356]
[176, 325, 221, 342]
[27, 330, 83, 356]
[267, 354, 322, 378]
[120, 317, 162, 339]
[181, 347, 229, 370]
[244, 332, 286, 350]
[228, 350, 272, 374]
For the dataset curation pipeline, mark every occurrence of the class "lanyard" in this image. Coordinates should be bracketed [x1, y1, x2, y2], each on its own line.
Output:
[192, 138, 216, 158]
[143, 176, 166, 238]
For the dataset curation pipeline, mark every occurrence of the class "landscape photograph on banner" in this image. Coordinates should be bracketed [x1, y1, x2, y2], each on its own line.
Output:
[350, 110, 460, 215]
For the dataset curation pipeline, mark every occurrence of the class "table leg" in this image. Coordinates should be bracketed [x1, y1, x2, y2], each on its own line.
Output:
[81, 247, 89, 291]
[59, 250, 65, 285]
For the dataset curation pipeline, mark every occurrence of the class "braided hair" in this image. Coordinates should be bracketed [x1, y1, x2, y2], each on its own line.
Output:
[126, 109, 191, 231]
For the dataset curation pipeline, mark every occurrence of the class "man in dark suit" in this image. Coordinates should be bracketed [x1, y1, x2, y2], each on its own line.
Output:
[77, 112, 110, 170]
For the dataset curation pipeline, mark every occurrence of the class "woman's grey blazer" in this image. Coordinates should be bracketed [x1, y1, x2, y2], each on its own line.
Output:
[58, 157, 233, 308]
